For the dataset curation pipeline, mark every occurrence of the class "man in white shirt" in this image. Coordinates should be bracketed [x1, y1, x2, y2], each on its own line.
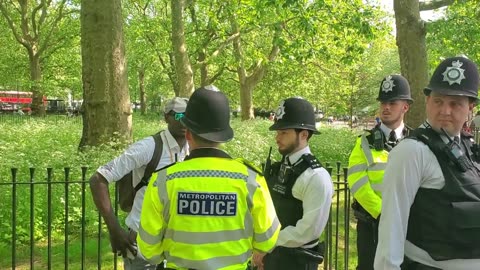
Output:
[259, 97, 333, 270]
[89, 97, 189, 270]
[375, 56, 480, 270]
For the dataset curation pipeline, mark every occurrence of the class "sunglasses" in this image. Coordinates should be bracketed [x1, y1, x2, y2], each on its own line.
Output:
[170, 112, 185, 121]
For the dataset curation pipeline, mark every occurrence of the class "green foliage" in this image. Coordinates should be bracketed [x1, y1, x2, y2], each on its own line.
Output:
[427, 1, 480, 67]
[0, 114, 357, 268]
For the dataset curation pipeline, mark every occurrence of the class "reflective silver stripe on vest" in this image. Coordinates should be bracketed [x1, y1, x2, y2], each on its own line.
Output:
[145, 254, 164, 265]
[371, 183, 383, 192]
[246, 169, 259, 210]
[138, 221, 164, 246]
[254, 216, 280, 243]
[137, 169, 169, 246]
[350, 175, 369, 194]
[164, 249, 251, 269]
[157, 169, 171, 224]
[166, 170, 248, 181]
[368, 162, 387, 172]
[348, 163, 368, 176]
[360, 134, 374, 165]
[163, 219, 251, 244]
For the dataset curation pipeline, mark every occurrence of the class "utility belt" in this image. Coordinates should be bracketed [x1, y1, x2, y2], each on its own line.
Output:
[271, 244, 324, 265]
[352, 200, 378, 224]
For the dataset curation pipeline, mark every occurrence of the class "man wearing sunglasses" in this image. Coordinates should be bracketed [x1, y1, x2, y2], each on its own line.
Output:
[90, 97, 189, 270]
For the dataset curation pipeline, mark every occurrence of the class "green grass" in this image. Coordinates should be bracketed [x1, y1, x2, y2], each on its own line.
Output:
[0, 113, 359, 269]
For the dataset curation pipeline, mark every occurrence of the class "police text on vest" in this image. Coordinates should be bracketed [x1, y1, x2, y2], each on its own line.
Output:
[177, 192, 237, 216]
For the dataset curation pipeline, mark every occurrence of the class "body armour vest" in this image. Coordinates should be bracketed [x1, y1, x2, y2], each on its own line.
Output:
[366, 124, 412, 152]
[407, 128, 480, 260]
[265, 154, 322, 228]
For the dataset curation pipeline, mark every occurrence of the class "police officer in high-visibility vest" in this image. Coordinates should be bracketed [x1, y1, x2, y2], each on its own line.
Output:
[261, 97, 333, 270]
[137, 85, 280, 270]
[375, 57, 480, 270]
[348, 74, 413, 270]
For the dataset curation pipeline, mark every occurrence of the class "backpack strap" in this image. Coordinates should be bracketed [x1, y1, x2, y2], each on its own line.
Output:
[134, 132, 164, 191]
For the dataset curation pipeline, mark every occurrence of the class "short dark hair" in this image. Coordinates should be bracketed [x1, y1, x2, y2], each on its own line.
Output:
[294, 129, 313, 140]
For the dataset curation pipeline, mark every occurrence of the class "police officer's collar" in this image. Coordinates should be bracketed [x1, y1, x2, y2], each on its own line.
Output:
[285, 146, 311, 165]
[184, 147, 231, 160]
[422, 120, 461, 144]
[379, 122, 405, 139]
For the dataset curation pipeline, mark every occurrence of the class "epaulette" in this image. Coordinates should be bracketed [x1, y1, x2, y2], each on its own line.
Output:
[236, 158, 264, 175]
[300, 154, 322, 170]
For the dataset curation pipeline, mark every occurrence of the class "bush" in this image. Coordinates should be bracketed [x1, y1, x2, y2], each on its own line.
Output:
[0, 114, 357, 246]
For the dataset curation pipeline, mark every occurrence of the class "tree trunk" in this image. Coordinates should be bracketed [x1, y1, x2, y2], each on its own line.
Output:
[239, 80, 255, 120]
[138, 65, 146, 115]
[171, 0, 194, 97]
[394, 0, 429, 128]
[79, 0, 132, 148]
[28, 52, 46, 116]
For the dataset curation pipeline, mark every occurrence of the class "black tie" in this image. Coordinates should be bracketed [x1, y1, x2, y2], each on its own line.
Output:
[454, 136, 460, 144]
[388, 130, 397, 144]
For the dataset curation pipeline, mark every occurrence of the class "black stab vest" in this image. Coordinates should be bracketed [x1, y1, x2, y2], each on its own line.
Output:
[407, 128, 480, 260]
[265, 154, 322, 228]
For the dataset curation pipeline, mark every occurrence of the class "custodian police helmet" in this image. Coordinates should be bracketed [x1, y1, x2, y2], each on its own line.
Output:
[424, 56, 479, 99]
[180, 85, 234, 143]
[269, 97, 319, 134]
[377, 74, 413, 104]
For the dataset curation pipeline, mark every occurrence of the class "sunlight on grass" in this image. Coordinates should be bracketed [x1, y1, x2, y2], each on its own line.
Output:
[0, 114, 359, 269]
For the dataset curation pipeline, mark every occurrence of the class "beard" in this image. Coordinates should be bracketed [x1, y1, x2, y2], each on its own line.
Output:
[278, 134, 300, 156]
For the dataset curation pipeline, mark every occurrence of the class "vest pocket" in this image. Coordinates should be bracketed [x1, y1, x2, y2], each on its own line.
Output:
[451, 201, 480, 245]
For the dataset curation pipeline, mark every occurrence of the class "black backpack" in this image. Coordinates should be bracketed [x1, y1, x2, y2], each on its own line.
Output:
[116, 132, 163, 212]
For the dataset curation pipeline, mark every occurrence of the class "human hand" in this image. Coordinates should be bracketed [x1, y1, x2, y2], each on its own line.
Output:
[108, 224, 137, 258]
[252, 251, 266, 270]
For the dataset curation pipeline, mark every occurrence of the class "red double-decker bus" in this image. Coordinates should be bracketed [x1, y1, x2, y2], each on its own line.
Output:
[0, 90, 47, 113]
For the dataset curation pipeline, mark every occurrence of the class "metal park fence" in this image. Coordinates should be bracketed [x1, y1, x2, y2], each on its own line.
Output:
[1, 163, 352, 270]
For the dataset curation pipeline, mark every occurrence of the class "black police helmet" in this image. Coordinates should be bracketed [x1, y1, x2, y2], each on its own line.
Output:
[269, 97, 319, 134]
[377, 74, 413, 104]
[424, 56, 479, 99]
[180, 85, 234, 143]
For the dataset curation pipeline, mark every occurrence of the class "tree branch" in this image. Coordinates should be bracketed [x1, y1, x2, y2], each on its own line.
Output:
[419, 0, 467, 11]
[31, 0, 45, 38]
[38, 0, 67, 56]
[0, 1, 29, 48]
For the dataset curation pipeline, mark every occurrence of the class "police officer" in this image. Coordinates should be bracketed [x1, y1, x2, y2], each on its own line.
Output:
[375, 56, 480, 270]
[348, 74, 413, 270]
[261, 97, 333, 270]
[137, 85, 280, 270]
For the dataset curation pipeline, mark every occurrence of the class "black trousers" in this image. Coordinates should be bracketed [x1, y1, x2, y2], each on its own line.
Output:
[263, 247, 319, 270]
[356, 219, 378, 270]
[400, 257, 441, 270]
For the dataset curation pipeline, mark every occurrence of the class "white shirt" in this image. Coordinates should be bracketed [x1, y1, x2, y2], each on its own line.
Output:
[97, 130, 189, 232]
[374, 126, 480, 270]
[379, 122, 405, 140]
[277, 146, 334, 248]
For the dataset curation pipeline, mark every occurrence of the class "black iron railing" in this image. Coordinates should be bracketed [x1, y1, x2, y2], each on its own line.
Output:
[1, 164, 353, 270]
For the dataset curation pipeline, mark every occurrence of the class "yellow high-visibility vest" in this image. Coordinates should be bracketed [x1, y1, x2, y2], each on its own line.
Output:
[347, 132, 389, 218]
[137, 157, 280, 270]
